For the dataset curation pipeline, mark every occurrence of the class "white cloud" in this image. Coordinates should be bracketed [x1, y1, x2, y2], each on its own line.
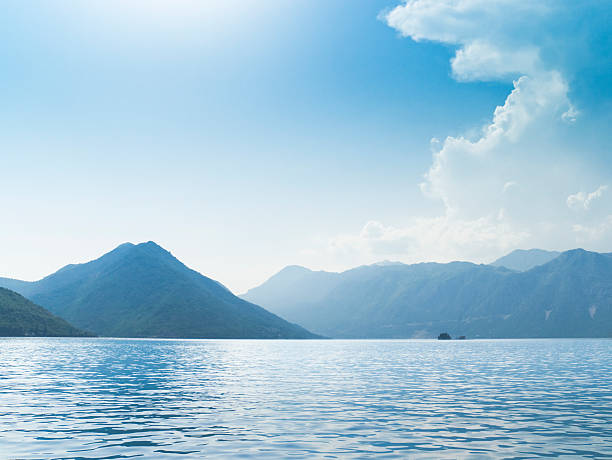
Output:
[316, 1, 612, 266]
[329, 216, 528, 265]
[567, 185, 608, 211]
[385, 0, 551, 81]
[561, 105, 579, 124]
[421, 72, 571, 217]
[503, 181, 517, 193]
[385, 0, 549, 45]
[451, 41, 540, 81]
[573, 215, 612, 242]
[385, 0, 576, 225]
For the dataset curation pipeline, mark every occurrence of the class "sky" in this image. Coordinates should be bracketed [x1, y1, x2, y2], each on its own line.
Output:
[1, 0, 611, 293]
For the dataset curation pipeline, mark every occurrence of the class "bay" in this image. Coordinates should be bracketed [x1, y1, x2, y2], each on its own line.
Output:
[1, 338, 610, 459]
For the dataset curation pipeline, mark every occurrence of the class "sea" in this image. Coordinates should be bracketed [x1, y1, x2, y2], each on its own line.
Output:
[0, 338, 610, 459]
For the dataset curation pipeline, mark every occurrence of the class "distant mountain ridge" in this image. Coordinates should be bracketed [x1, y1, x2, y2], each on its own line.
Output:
[243, 249, 612, 338]
[491, 249, 561, 271]
[4, 245, 610, 339]
[243, 265, 342, 323]
[0, 277, 33, 295]
[0, 287, 89, 337]
[0, 242, 318, 339]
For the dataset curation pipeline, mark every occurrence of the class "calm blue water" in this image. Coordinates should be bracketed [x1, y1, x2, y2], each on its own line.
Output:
[0, 338, 610, 459]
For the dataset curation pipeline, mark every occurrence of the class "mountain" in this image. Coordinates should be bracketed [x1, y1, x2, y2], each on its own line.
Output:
[371, 260, 406, 267]
[0, 277, 33, 295]
[0, 242, 318, 339]
[241, 261, 408, 321]
[491, 249, 561, 271]
[242, 249, 612, 338]
[242, 266, 342, 323]
[0, 287, 89, 337]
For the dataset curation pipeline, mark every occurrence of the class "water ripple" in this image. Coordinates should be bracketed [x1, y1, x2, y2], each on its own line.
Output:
[0, 338, 611, 459]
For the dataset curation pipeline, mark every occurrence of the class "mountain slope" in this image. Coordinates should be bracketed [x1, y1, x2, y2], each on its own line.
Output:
[244, 250, 612, 338]
[0, 277, 34, 296]
[242, 266, 341, 322]
[0, 242, 318, 339]
[0, 288, 89, 337]
[491, 249, 560, 271]
[507, 249, 612, 337]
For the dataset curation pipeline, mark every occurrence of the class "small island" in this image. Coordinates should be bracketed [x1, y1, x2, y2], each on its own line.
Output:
[437, 333, 467, 340]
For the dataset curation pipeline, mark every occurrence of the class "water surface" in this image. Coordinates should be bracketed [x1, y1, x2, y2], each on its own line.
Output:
[1, 338, 610, 459]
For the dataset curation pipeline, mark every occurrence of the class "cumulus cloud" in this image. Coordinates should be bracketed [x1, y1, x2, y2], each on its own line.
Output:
[567, 185, 608, 211]
[450, 41, 540, 82]
[384, 0, 582, 252]
[385, 0, 552, 80]
[317, 0, 611, 266]
[421, 71, 572, 217]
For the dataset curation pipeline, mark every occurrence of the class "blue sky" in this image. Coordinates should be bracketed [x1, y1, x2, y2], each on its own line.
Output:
[1, 1, 610, 292]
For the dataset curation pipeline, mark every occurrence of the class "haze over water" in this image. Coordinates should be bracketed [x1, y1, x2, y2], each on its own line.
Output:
[1, 338, 610, 459]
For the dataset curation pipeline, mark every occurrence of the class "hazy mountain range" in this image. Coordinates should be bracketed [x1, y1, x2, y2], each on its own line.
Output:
[0, 242, 318, 339]
[491, 249, 561, 271]
[242, 249, 612, 338]
[1, 245, 610, 339]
